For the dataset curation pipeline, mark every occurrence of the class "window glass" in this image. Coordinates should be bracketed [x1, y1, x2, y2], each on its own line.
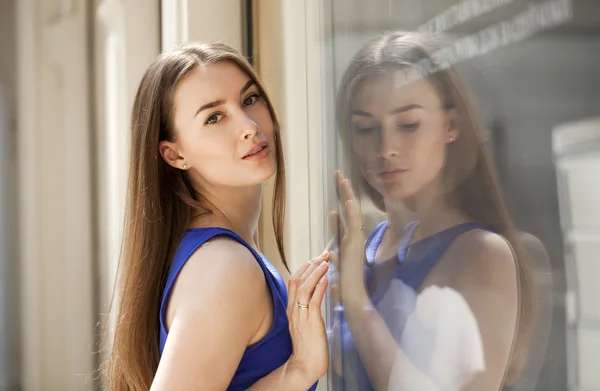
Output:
[320, 1, 600, 390]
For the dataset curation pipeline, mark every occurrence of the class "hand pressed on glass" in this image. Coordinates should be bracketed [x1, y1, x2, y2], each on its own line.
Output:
[285, 251, 331, 385]
[330, 171, 369, 304]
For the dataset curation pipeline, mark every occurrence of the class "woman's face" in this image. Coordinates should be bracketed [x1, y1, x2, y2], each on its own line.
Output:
[350, 69, 458, 201]
[160, 61, 277, 191]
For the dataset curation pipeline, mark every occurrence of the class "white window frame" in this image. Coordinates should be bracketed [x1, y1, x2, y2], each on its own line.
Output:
[255, 0, 333, 274]
[256, 2, 333, 389]
[282, 1, 332, 269]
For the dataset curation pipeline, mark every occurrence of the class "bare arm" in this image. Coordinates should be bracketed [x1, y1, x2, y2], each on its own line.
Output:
[343, 230, 518, 391]
[150, 238, 312, 391]
[342, 289, 441, 391]
[446, 231, 518, 391]
[248, 254, 331, 391]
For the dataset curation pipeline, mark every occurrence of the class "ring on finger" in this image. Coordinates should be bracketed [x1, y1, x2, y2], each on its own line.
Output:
[297, 301, 309, 310]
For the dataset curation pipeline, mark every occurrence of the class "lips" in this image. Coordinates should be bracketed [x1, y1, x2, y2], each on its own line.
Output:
[378, 168, 407, 180]
[243, 141, 269, 159]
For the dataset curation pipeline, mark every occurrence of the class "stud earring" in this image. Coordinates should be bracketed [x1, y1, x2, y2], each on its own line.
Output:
[449, 137, 455, 142]
[183, 164, 188, 169]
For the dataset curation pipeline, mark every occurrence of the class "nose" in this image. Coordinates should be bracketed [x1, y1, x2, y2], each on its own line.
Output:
[376, 127, 398, 159]
[240, 112, 259, 140]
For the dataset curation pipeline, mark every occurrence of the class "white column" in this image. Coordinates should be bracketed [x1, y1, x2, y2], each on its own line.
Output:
[17, 0, 95, 389]
[256, 2, 330, 389]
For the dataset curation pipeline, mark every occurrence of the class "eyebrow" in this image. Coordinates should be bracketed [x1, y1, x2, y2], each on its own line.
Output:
[240, 79, 255, 94]
[194, 80, 256, 117]
[351, 104, 424, 117]
[195, 99, 225, 116]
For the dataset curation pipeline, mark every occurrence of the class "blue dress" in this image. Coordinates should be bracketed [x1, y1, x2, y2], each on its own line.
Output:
[159, 227, 318, 391]
[332, 221, 491, 391]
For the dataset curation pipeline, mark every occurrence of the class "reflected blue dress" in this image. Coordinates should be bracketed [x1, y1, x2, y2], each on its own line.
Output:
[332, 221, 491, 391]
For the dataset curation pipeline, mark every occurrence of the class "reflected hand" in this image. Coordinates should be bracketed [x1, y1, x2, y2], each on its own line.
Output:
[331, 170, 368, 303]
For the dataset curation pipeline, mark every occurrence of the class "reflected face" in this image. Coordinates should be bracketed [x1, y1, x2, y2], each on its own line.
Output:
[350, 70, 457, 201]
[167, 61, 276, 189]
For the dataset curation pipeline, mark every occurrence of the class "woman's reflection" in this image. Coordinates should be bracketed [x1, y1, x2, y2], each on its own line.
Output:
[329, 31, 537, 391]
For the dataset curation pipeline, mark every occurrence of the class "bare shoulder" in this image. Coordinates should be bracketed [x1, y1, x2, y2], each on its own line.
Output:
[519, 231, 548, 258]
[445, 229, 517, 288]
[165, 236, 269, 330]
[155, 238, 273, 389]
[519, 231, 551, 271]
[186, 236, 266, 280]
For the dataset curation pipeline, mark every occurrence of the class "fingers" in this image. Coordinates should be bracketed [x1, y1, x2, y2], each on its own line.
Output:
[344, 199, 363, 233]
[300, 252, 329, 280]
[334, 171, 355, 208]
[329, 210, 344, 240]
[287, 252, 329, 315]
[329, 249, 339, 269]
[296, 260, 329, 317]
[334, 171, 364, 234]
[334, 171, 346, 206]
[325, 237, 336, 254]
[287, 261, 312, 315]
[289, 258, 314, 281]
[309, 272, 329, 317]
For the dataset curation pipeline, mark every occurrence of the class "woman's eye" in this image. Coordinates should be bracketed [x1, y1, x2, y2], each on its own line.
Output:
[356, 127, 374, 133]
[243, 93, 260, 107]
[353, 124, 377, 133]
[205, 113, 223, 125]
[396, 121, 420, 131]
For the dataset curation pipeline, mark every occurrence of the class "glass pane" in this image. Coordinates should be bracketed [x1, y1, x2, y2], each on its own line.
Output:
[320, 1, 600, 390]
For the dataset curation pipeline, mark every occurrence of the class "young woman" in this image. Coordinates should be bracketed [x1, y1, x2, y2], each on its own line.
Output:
[329, 31, 537, 391]
[102, 42, 330, 391]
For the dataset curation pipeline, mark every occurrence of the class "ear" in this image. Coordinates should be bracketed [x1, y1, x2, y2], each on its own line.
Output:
[159, 140, 187, 170]
[446, 108, 460, 143]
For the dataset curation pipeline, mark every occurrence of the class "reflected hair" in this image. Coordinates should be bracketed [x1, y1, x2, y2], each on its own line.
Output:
[100, 41, 287, 391]
[335, 30, 536, 385]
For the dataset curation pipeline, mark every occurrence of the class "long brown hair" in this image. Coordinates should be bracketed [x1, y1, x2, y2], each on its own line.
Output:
[335, 31, 537, 385]
[101, 41, 287, 391]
